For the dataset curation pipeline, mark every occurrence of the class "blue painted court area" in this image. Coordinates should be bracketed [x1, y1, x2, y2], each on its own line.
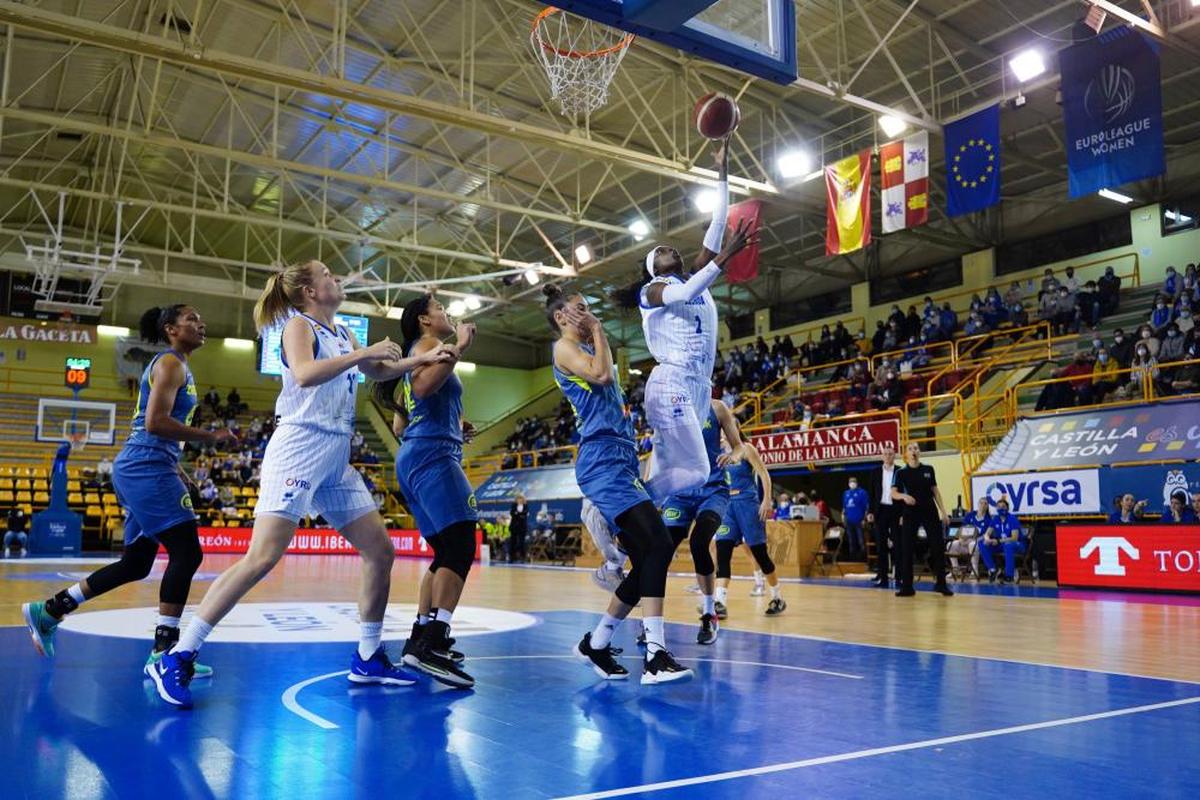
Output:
[4, 610, 1198, 799]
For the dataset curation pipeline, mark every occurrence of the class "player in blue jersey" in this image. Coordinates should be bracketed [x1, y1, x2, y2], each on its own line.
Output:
[715, 443, 786, 616]
[22, 304, 237, 676]
[544, 283, 692, 685]
[151, 261, 449, 709]
[375, 293, 480, 689]
[660, 400, 747, 645]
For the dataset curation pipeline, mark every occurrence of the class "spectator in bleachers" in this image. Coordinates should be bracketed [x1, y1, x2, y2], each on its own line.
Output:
[880, 369, 905, 409]
[1091, 346, 1120, 403]
[1040, 268, 1060, 295]
[1098, 265, 1121, 315]
[963, 310, 988, 337]
[3, 507, 28, 557]
[1110, 328, 1134, 368]
[841, 476, 869, 560]
[192, 457, 209, 484]
[1178, 306, 1195, 338]
[204, 387, 221, 415]
[883, 319, 901, 352]
[773, 492, 793, 520]
[1078, 280, 1101, 329]
[1108, 493, 1146, 523]
[1007, 300, 1029, 328]
[217, 484, 235, 510]
[888, 304, 905, 333]
[1137, 324, 1160, 358]
[226, 387, 244, 415]
[1160, 323, 1186, 365]
[979, 496, 1026, 583]
[983, 287, 1006, 328]
[237, 458, 254, 487]
[939, 302, 958, 338]
[1052, 285, 1079, 336]
[904, 305, 921, 340]
[1150, 294, 1174, 337]
[1163, 491, 1192, 524]
[1037, 290, 1057, 327]
[871, 320, 887, 353]
[96, 455, 113, 487]
[1191, 492, 1200, 523]
[1036, 352, 1092, 410]
[199, 479, 218, 508]
[1164, 266, 1182, 302]
[1168, 341, 1200, 394]
[1004, 280, 1024, 308]
[855, 329, 870, 356]
[922, 295, 937, 323]
[1063, 266, 1079, 295]
[1117, 343, 1159, 400]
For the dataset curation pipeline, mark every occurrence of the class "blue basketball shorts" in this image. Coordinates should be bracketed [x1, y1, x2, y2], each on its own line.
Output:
[112, 445, 196, 545]
[715, 498, 767, 547]
[395, 438, 477, 538]
[661, 480, 730, 530]
[574, 438, 651, 529]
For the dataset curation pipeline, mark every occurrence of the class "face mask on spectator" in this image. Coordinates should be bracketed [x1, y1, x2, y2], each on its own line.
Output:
[1115, 334, 1124, 343]
[1169, 329, 1178, 338]
[849, 480, 858, 489]
[887, 372, 897, 380]
[1092, 338, 1102, 348]
[1157, 302, 1166, 309]
[1142, 330, 1152, 339]
[1137, 347, 1148, 357]
[1099, 354, 1109, 363]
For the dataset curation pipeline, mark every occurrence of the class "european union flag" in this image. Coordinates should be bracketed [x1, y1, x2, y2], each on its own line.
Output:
[945, 104, 1001, 217]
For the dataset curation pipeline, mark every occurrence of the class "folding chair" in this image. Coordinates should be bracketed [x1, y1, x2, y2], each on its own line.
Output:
[552, 526, 582, 566]
[1014, 530, 1037, 584]
[808, 525, 845, 577]
[946, 525, 979, 582]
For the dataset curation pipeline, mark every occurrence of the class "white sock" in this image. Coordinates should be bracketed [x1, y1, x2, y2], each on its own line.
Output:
[435, 608, 453, 624]
[754, 569, 765, 586]
[417, 613, 430, 625]
[643, 616, 666, 656]
[606, 559, 624, 572]
[175, 616, 214, 654]
[591, 613, 622, 649]
[358, 620, 383, 660]
[158, 614, 182, 629]
[67, 583, 86, 605]
[770, 583, 781, 600]
[702, 594, 715, 615]
[715, 586, 728, 604]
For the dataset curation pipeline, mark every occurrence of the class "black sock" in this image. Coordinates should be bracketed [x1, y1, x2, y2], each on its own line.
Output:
[45, 590, 79, 619]
[154, 625, 180, 653]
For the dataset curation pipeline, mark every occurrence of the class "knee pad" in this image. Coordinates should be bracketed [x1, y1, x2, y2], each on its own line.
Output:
[667, 526, 689, 551]
[749, 542, 775, 575]
[159, 521, 203, 573]
[689, 511, 721, 576]
[715, 539, 736, 580]
[431, 521, 476, 580]
[614, 568, 641, 606]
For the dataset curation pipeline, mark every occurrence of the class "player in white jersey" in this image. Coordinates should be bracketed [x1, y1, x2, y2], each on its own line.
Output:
[149, 259, 452, 709]
[639, 141, 756, 504]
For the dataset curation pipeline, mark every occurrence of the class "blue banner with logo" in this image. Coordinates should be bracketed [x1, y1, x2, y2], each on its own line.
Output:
[1061, 27, 1165, 199]
[944, 104, 1001, 217]
[1098, 462, 1200, 514]
[979, 399, 1200, 473]
[472, 464, 583, 524]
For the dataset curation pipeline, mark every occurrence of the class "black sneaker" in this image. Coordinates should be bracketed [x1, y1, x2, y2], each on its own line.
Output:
[402, 623, 474, 688]
[895, 587, 916, 597]
[765, 598, 787, 616]
[641, 649, 693, 685]
[429, 627, 466, 663]
[987, 569, 998, 584]
[574, 633, 629, 680]
[401, 621, 423, 661]
[636, 629, 647, 649]
[713, 600, 728, 620]
[697, 613, 719, 645]
[934, 582, 955, 597]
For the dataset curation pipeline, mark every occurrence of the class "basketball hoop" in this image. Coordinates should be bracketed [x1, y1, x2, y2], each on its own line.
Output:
[67, 431, 88, 452]
[531, 7, 634, 118]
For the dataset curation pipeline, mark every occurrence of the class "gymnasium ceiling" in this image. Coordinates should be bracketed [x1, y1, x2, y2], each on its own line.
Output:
[1, 0, 1200, 367]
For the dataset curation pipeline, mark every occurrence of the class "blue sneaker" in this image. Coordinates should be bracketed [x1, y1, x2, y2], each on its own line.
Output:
[349, 647, 416, 686]
[145, 649, 213, 679]
[21, 601, 59, 657]
[148, 649, 196, 709]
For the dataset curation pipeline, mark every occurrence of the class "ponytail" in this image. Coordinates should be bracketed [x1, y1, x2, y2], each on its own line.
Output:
[253, 260, 320, 332]
[373, 376, 403, 414]
[542, 283, 569, 333]
[399, 293, 433, 356]
[138, 304, 186, 344]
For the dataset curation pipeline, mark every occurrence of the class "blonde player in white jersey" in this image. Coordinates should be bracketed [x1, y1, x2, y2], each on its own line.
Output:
[148, 259, 452, 709]
[639, 141, 756, 504]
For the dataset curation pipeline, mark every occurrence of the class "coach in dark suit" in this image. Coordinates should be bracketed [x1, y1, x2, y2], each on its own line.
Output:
[865, 441, 901, 586]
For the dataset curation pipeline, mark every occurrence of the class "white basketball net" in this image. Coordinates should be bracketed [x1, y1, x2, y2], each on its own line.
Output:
[531, 8, 633, 118]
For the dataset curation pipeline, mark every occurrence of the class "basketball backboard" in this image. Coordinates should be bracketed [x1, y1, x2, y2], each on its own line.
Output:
[547, 0, 797, 84]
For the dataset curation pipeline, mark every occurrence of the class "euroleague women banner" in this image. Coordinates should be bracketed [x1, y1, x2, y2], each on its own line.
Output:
[1060, 27, 1165, 199]
[825, 150, 871, 256]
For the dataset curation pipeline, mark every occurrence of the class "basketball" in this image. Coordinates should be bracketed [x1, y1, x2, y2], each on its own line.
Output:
[693, 92, 740, 140]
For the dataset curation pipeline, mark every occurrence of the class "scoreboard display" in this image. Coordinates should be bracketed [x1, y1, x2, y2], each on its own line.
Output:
[64, 356, 92, 389]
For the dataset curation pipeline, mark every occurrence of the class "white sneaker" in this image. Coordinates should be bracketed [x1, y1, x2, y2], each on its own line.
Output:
[750, 584, 765, 597]
[591, 562, 626, 593]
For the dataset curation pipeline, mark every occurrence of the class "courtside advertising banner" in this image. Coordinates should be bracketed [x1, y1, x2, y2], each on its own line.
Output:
[1057, 525, 1200, 593]
[750, 418, 900, 467]
[191, 527, 482, 559]
[971, 469, 1101, 515]
[1060, 28, 1165, 198]
[978, 399, 1200, 472]
[1097, 462, 1200, 513]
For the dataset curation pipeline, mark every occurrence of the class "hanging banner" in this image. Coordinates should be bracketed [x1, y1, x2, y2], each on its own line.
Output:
[978, 400, 1200, 473]
[880, 131, 930, 234]
[1061, 27, 1165, 198]
[825, 150, 872, 256]
[0, 315, 96, 344]
[944, 105, 1001, 217]
[1057, 525, 1200, 593]
[724, 198, 764, 284]
[749, 418, 900, 467]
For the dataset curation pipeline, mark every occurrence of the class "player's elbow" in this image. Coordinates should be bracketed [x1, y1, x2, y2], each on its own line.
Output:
[590, 370, 614, 386]
[145, 416, 169, 436]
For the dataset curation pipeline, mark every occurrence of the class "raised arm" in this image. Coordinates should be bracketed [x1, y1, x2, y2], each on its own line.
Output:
[643, 216, 757, 309]
[409, 322, 476, 400]
[695, 138, 730, 266]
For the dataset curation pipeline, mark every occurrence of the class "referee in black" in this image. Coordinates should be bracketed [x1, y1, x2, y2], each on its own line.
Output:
[890, 442, 953, 597]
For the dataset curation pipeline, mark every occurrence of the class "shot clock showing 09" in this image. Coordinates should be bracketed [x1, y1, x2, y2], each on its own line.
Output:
[64, 356, 92, 390]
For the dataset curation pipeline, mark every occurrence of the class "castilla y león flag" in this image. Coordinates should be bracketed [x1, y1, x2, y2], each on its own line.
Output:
[724, 198, 763, 284]
[880, 131, 929, 234]
[825, 150, 872, 256]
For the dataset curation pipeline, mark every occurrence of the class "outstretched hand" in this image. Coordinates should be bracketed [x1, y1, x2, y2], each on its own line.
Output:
[715, 216, 757, 267]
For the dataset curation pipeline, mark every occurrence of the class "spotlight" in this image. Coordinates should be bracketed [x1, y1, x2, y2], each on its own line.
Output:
[878, 115, 907, 138]
[574, 244, 592, 264]
[777, 149, 812, 179]
[447, 299, 467, 317]
[524, 268, 541, 285]
[464, 295, 482, 311]
[628, 219, 651, 241]
[693, 189, 718, 213]
[1009, 48, 1046, 82]
[1098, 188, 1133, 204]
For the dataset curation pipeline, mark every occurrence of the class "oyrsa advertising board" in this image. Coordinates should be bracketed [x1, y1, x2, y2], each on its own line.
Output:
[749, 418, 901, 467]
[189, 527, 483, 559]
[1057, 524, 1200, 593]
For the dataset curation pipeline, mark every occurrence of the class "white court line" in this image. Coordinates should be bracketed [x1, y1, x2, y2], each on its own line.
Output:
[281, 670, 349, 730]
[280, 655, 861, 729]
[0, 557, 118, 565]
[552, 695, 1200, 800]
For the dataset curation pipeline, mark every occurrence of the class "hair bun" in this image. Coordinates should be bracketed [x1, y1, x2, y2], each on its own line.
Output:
[541, 283, 562, 301]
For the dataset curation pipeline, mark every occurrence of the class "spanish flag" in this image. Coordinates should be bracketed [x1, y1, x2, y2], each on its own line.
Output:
[825, 150, 872, 256]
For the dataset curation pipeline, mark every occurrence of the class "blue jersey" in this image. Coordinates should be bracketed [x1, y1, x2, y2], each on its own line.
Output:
[552, 342, 633, 444]
[986, 512, 1025, 542]
[699, 408, 723, 480]
[726, 459, 759, 502]
[961, 510, 993, 536]
[124, 351, 197, 460]
[401, 365, 464, 445]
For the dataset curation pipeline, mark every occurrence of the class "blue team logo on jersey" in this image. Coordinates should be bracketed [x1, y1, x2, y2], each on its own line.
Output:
[285, 478, 312, 491]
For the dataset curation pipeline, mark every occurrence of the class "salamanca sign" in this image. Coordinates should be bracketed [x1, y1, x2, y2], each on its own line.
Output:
[749, 419, 901, 467]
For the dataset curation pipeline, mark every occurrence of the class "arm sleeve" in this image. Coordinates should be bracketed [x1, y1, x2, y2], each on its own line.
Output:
[659, 261, 723, 305]
[702, 180, 729, 253]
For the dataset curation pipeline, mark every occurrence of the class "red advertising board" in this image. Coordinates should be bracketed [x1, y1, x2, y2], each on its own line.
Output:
[749, 418, 901, 467]
[188, 527, 482, 559]
[1057, 524, 1200, 593]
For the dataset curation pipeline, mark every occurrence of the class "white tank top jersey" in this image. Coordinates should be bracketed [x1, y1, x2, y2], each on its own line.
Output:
[274, 313, 358, 435]
[639, 274, 719, 377]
